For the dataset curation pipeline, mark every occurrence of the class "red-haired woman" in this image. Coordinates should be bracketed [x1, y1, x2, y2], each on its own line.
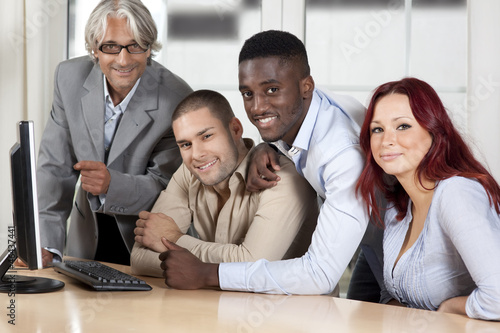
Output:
[357, 77, 500, 320]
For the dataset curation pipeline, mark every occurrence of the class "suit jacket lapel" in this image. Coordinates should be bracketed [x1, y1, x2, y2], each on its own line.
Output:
[81, 64, 106, 162]
[106, 66, 159, 165]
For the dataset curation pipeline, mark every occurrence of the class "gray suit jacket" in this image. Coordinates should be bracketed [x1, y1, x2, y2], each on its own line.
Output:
[37, 56, 192, 259]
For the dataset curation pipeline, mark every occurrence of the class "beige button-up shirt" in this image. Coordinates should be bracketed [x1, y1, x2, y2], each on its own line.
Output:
[131, 139, 318, 277]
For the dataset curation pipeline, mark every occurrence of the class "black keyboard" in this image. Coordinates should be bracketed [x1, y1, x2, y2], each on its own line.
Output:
[52, 260, 152, 291]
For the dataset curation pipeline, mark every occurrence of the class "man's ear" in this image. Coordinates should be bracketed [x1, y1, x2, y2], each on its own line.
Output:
[92, 48, 100, 63]
[229, 117, 244, 140]
[300, 75, 315, 99]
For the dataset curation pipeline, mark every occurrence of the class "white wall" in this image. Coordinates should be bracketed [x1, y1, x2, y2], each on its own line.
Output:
[0, 2, 26, 252]
[0, 0, 67, 252]
[468, 0, 500, 181]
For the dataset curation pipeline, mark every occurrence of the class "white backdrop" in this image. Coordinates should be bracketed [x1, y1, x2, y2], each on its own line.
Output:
[0, 0, 67, 250]
[0, 2, 28, 252]
[468, 0, 500, 182]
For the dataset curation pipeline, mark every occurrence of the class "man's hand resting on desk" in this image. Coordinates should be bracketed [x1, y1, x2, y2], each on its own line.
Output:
[246, 143, 282, 192]
[134, 211, 184, 253]
[159, 238, 219, 290]
[42, 249, 54, 267]
[15, 248, 53, 267]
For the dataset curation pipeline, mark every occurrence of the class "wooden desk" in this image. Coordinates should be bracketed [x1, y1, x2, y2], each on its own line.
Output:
[1, 262, 498, 332]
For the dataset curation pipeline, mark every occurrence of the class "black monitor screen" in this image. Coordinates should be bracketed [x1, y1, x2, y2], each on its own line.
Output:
[10, 121, 42, 269]
[0, 120, 64, 293]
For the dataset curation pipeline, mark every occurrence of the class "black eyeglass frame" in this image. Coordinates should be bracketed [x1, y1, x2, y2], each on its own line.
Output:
[98, 43, 150, 54]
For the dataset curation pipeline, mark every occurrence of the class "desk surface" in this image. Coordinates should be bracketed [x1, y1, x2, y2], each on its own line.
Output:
[1, 261, 498, 333]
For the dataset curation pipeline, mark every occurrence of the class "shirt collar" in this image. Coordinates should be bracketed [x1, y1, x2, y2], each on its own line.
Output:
[103, 75, 141, 112]
[272, 89, 321, 159]
[230, 138, 255, 186]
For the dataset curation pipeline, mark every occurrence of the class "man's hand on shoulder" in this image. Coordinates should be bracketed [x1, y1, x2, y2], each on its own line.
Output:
[74, 160, 111, 196]
[134, 211, 184, 253]
[246, 143, 282, 192]
[159, 238, 219, 290]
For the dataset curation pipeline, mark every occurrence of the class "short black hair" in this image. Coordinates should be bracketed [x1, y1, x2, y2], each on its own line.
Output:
[238, 30, 310, 78]
[172, 90, 234, 128]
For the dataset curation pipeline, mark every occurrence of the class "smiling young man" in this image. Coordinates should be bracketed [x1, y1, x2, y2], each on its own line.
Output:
[37, 0, 192, 266]
[130, 90, 318, 277]
[156, 30, 380, 298]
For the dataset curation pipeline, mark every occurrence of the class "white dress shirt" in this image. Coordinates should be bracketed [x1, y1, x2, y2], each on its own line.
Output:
[99, 77, 141, 204]
[218, 89, 370, 294]
[103, 76, 140, 154]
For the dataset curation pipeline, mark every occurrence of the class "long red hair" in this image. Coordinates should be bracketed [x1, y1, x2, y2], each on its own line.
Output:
[357, 77, 500, 226]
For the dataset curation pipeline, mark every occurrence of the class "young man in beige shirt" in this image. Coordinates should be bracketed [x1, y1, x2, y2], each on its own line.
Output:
[131, 90, 318, 276]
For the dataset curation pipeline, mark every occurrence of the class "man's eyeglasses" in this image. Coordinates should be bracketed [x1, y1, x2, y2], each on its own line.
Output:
[98, 43, 149, 54]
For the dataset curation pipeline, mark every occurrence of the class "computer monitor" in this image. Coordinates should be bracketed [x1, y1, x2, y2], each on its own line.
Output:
[0, 121, 64, 293]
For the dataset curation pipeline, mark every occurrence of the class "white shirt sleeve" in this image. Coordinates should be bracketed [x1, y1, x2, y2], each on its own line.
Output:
[219, 147, 369, 294]
[438, 178, 500, 320]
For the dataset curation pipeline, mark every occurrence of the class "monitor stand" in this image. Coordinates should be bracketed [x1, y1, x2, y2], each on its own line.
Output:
[0, 248, 64, 294]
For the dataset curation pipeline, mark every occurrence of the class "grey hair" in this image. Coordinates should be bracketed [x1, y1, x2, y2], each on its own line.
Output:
[84, 0, 161, 64]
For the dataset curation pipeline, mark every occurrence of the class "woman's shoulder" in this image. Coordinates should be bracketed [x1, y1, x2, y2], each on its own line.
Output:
[438, 175, 480, 187]
[433, 176, 495, 228]
[435, 176, 486, 201]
